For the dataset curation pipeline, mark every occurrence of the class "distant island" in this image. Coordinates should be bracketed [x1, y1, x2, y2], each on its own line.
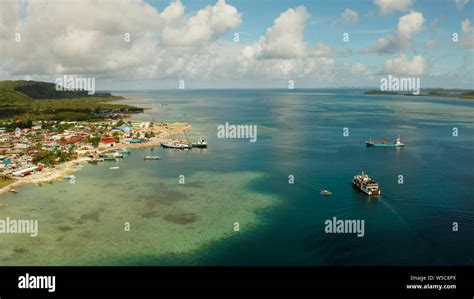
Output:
[364, 88, 474, 99]
[0, 80, 143, 122]
[364, 90, 398, 95]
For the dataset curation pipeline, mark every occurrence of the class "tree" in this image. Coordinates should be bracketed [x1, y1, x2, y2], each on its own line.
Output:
[33, 151, 58, 165]
[112, 132, 120, 142]
[115, 119, 125, 127]
[88, 136, 101, 148]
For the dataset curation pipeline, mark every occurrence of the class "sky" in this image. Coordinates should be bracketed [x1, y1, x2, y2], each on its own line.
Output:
[0, 0, 473, 89]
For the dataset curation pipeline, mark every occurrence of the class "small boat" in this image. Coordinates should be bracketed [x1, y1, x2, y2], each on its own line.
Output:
[109, 166, 120, 170]
[320, 189, 332, 196]
[9, 188, 17, 193]
[102, 156, 117, 161]
[192, 136, 208, 148]
[64, 175, 75, 180]
[87, 158, 104, 164]
[118, 149, 131, 154]
[144, 155, 161, 160]
[366, 136, 405, 147]
[112, 152, 124, 158]
[353, 171, 381, 196]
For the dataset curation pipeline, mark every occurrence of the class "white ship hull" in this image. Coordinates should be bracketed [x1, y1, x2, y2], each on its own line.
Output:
[352, 172, 381, 196]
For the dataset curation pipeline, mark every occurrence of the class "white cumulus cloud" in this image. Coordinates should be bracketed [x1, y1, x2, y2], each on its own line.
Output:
[256, 6, 310, 59]
[160, 0, 242, 47]
[454, 0, 469, 9]
[311, 43, 334, 58]
[0, 0, 384, 87]
[398, 11, 425, 38]
[0, 0, 242, 77]
[332, 8, 359, 27]
[462, 18, 473, 33]
[459, 19, 474, 49]
[363, 11, 424, 54]
[374, 0, 413, 15]
[383, 54, 426, 76]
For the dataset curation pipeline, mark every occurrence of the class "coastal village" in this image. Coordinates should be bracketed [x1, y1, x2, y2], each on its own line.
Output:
[0, 119, 191, 193]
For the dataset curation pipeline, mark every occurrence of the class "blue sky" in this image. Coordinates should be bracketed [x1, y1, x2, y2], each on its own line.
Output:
[0, 0, 473, 89]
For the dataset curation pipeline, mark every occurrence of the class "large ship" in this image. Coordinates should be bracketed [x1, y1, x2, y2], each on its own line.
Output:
[162, 130, 193, 149]
[161, 140, 191, 149]
[366, 136, 404, 147]
[352, 171, 381, 196]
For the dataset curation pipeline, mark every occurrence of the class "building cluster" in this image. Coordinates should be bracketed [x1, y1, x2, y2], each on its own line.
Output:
[0, 120, 154, 178]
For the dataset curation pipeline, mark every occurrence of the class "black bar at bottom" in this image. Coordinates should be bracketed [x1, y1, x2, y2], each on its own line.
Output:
[0, 267, 472, 298]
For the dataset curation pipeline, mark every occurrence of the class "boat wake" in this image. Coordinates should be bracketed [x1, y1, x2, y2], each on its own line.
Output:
[378, 196, 412, 230]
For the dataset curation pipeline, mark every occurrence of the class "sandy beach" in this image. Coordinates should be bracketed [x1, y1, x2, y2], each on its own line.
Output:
[0, 157, 86, 197]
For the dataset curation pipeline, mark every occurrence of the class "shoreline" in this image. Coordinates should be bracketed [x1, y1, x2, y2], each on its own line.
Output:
[0, 157, 83, 197]
[0, 97, 191, 198]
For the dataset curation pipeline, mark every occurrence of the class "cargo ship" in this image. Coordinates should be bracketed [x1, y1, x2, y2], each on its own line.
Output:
[352, 171, 381, 196]
[161, 140, 191, 149]
[366, 136, 404, 147]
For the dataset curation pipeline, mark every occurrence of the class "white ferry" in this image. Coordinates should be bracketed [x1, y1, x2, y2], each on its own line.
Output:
[352, 171, 381, 196]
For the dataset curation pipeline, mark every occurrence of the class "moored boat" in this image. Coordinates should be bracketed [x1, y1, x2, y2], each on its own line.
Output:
[161, 141, 191, 149]
[144, 155, 161, 160]
[102, 156, 117, 161]
[118, 149, 131, 154]
[192, 136, 207, 148]
[366, 136, 405, 147]
[353, 171, 381, 196]
[88, 158, 105, 163]
[112, 152, 124, 158]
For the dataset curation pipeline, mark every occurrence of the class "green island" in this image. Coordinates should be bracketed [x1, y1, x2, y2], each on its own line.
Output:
[0, 80, 143, 122]
[364, 88, 474, 99]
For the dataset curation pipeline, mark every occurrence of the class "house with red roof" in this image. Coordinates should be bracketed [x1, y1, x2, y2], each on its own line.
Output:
[60, 137, 83, 145]
[100, 137, 117, 147]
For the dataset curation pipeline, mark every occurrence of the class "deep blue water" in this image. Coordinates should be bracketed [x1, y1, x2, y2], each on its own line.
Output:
[116, 89, 474, 266]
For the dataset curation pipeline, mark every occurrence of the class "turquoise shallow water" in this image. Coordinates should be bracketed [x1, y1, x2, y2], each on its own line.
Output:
[1, 89, 473, 265]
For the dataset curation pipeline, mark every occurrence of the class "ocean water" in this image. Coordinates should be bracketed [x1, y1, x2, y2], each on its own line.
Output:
[0, 89, 473, 266]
